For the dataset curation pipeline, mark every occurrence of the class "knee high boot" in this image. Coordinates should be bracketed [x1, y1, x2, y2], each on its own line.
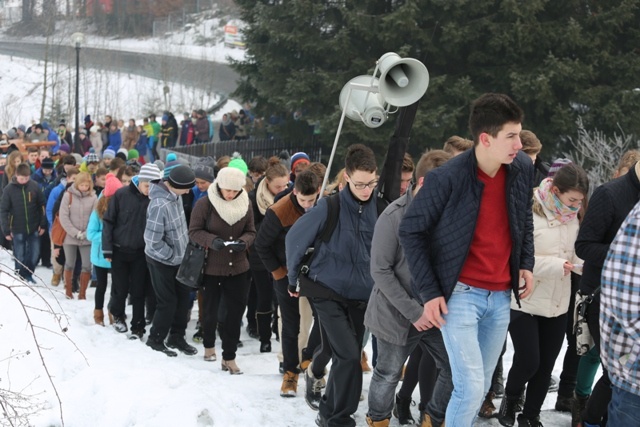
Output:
[64, 269, 74, 299]
[79, 271, 91, 300]
[256, 311, 273, 352]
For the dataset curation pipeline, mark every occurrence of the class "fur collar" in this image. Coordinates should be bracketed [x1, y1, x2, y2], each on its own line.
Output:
[207, 182, 249, 226]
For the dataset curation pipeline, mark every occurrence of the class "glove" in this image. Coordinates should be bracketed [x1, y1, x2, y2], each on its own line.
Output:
[227, 240, 247, 252]
[76, 231, 86, 240]
[211, 238, 226, 250]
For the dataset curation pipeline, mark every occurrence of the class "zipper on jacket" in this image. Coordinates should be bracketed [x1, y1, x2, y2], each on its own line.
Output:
[22, 187, 30, 234]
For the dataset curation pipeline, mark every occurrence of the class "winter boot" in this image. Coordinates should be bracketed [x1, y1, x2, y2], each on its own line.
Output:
[78, 271, 91, 300]
[94, 309, 105, 326]
[498, 395, 520, 427]
[166, 334, 198, 355]
[571, 393, 589, 427]
[146, 337, 177, 357]
[63, 269, 74, 299]
[113, 317, 128, 333]
[280, 371, 299, 397]
[517, 413, 543, 427]
[361, 350, 372, 373]
[555, 394, 573, 412]
[204, 347, 217, 362]
[256, 311, 272, 352]
[479, 391, 498, 418]
[221, 359, 243, 375]
[305, 363, 325, 410]
[51, 272, 61, 286]
[393, 393, 415, 425]
[365, 415, 390, 426]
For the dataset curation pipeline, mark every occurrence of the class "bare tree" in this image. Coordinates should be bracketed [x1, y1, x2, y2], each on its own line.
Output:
[565, 117, 639, 189]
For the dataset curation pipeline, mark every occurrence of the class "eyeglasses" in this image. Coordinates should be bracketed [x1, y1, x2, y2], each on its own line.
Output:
[348, 176, 379, 190]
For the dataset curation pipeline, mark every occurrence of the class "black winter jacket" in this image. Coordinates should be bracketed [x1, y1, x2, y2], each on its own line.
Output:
[0, 179, 46, 236]
[575, 166, 640, 294]
[248, 177, 268, 271]
[398, 149, 535, 305]
[102, 181, 150, 255]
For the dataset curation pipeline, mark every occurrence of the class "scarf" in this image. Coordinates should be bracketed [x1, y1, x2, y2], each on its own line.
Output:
[207, 182, 249, 226]
[535, 177, 579, 224]
[256, 177, 274, 216]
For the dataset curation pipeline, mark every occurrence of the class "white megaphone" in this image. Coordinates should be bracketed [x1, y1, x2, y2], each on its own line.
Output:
[377, 52, 430, 107]
[339, 75, 388, 128]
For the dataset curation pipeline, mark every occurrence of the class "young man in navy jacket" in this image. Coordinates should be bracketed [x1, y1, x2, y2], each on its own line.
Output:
[399, 93, 535, 427]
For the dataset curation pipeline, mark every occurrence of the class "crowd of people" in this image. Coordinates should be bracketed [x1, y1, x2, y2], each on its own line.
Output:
[0, 93, 638, 427]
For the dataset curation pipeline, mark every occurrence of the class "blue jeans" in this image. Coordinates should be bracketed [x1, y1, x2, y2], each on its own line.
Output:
[368, 327, 452, 425]
[12, 232, 40, 280]
[608, 386, 640, 426]
[440, 282, 511, 427]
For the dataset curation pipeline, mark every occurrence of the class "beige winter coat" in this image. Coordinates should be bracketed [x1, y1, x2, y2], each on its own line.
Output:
[511, 202, 582, 318]
[59, 186, 97, 246]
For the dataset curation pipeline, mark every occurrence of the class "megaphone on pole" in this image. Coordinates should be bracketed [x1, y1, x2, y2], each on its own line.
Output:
[339, 76, 387, 129]
[377, 52, 430, 107]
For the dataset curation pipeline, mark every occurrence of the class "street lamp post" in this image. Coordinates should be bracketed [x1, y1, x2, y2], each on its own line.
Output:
[71, 32, 85, 154]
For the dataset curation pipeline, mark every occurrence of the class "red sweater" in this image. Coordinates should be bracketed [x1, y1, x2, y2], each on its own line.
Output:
[459, 166, 511, 291]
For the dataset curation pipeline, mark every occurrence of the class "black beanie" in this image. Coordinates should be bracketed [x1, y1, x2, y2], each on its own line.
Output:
[167, 165, 196, 190]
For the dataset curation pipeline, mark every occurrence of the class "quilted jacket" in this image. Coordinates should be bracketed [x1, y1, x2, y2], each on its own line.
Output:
[398, 149, 535, 305]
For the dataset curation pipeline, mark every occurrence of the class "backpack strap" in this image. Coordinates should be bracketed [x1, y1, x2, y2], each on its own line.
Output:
[319, 193, 340, 243]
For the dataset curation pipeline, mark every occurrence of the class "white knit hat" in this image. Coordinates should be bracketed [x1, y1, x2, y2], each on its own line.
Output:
[138, 163, 162, 182]
[215, 166, 246, 191]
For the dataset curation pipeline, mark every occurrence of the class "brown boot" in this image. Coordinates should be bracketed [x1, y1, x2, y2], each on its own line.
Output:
[78, 271, 91, 300]
[63, 269, 74, 299]
[365, 415, 390, 426]
[361, 350, 372, 373]
[94, 309, 105, 326]
[51, 272, 61, 286]
[479, 391, 497, 418]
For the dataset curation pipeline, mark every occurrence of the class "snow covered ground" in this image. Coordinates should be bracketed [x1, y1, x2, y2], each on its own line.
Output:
[1, 249, 576, 427]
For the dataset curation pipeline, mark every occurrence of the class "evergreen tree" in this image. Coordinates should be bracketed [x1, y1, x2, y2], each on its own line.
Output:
[232, 0, 640, 159]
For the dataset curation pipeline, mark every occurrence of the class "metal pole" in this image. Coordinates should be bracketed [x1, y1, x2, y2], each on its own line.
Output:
[74, 43, 80, 154]
[319, 86, 352, 199]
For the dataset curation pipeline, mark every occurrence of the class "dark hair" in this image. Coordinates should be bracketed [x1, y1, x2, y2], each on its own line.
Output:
[345, 144, 376, 174]
[117, 166, 135, 181]
[443, 135, 473, 154]
[16, 163, 31, 177]
[62, 154, 77, 166]
[248, 156, 268, 174]
[265, 162, 288, 181]
[415, 149, 452, 181]
[27, 147, 38, 154]
[95, 167, 108, 177]
[468, 93, 524, 144]
[402, 153, 415, 173]
[294, 170, 319, 196]
[307, 162, 327, 184]
[108, 157, 125, 172]
[552, 162, 589, 197]
[66, 166, 80, 177]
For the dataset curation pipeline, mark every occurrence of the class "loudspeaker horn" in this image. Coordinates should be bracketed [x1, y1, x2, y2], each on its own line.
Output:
[339, 75, 387, 128]
[377, 52, 429, 107]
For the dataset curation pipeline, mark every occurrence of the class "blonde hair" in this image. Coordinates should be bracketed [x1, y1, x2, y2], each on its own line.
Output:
[74, 172, 94, 192]
[5, 151, 23, 180]
[325, 168, 347, 195]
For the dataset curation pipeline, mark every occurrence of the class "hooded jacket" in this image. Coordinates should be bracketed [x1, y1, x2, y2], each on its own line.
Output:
[0, 178, 46, 235]
[144, 180, 189, 266]
[59, 185, 97, 246]
[102, 181, 150, 256]
[286, 186, 377, 301]
[87, 209, 110, 269]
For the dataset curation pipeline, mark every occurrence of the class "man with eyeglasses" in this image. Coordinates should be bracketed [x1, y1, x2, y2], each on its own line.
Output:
[287, 144, 379, 427]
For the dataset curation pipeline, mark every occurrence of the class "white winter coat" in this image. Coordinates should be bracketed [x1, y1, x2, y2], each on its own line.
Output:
[510, 202, 582, 318]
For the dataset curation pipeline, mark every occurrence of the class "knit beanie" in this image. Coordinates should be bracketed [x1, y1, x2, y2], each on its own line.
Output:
[115, 152, 127, 161]
[72, 153, 83, 165]
[228, 158, 249, 175]
[192, 158, 215, 183]
[290, 152, 311, 172]
[41, 158, 55, 169]
[138, 163, 162, 182]
[58, 145, 71, 154]
[163, 160, 181, 179]
[154, 159, 165, 171]
[216, 165, 246, 191]
[128, 149, 139, 160]
[103, 173, 123, 197]
[166, 152, 178, 162]
[103, 148, 116, 159]
[117, 148, 129, 157]
[547, 158, 572, 178]
[167, 165, 196, 190]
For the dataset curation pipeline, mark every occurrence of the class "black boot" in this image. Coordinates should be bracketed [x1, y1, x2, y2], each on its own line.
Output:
[555, 393, 573, 412]
[498, 395, 520, 427]
[256, 311, 272, 352]
[393, 393, 415, 425]
[166, 334, 198, 355]
[146, 338, 177, 357]
[113, 317, 128, 333]
[571, 393, 589, 427]
[517, 413, 543, 427]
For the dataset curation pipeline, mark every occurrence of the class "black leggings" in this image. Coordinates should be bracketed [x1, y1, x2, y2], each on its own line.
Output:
[583, 292, 611, 424]
[505, 310, 568, 419]
[94, 266, 109, 310]
[397, 342, 438, 406]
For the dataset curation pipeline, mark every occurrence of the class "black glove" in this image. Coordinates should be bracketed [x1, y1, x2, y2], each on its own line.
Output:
[212, 238, 226, 250]
[227, 240, 247, 252]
